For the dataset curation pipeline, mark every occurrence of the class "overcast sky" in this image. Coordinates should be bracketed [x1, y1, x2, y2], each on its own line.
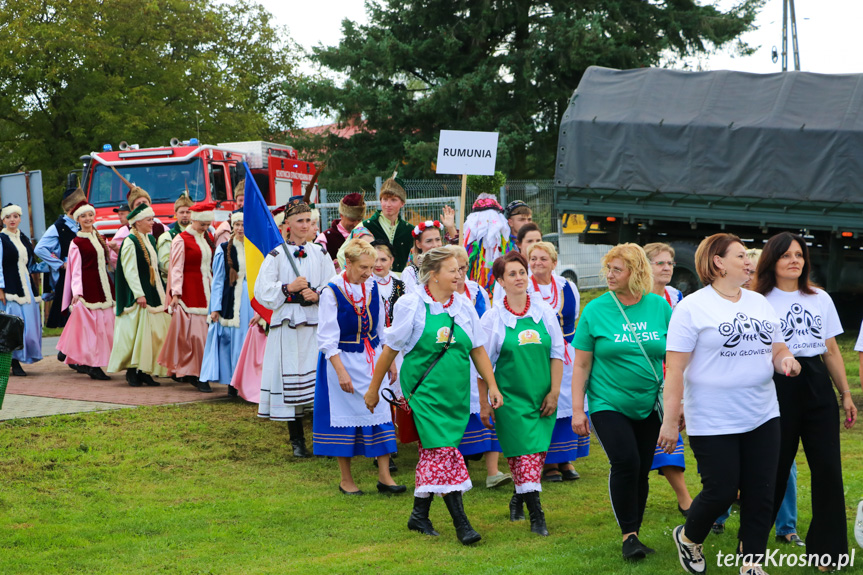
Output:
[257, 0, 863, 124]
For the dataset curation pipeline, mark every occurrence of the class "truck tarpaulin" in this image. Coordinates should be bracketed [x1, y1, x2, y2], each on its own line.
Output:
[555, 66, 863, 204]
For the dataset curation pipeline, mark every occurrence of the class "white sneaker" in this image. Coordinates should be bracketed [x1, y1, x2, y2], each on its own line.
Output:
[741, 566, 769, 575]
[673, 525, 706, 574]
[486, 471, 513, 488]
[855, 500, 863, 549]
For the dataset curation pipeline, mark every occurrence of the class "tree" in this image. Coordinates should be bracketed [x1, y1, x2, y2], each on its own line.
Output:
[297, 0, 763, 190]
[0, 0, 300, 215]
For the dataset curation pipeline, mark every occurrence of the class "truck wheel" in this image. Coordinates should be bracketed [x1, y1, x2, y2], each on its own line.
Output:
[669, 242, 701, 296]
[562, 270, 578, 287]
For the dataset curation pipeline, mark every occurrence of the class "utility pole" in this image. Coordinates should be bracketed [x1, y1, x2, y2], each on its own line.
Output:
[781, 0, 801, 71]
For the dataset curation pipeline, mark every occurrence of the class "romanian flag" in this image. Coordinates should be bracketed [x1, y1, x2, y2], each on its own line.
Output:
[242, 162, 282, 323]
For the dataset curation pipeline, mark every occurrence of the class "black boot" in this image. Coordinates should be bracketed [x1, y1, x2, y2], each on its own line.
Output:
[509, 491, 525, 521]
[88, 367, 111, 381]
[10, 359, 26, 377]
[287, 419, 309, 458]
[523, 491, 549, 536]
[407, 496, 439, 536]
[227, 385, 238, 398]
[442, 492, 482, 545]
[126, 369, 142, 387]
[138, 371, 160, 387]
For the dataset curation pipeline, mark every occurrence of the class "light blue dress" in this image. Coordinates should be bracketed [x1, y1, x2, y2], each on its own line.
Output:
[200, 244, 252, 384]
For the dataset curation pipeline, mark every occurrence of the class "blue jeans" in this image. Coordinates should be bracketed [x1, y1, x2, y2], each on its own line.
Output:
[713, 461, 797, 532]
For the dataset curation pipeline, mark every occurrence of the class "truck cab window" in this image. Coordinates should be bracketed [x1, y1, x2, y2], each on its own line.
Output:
[209, 165, 228, 203]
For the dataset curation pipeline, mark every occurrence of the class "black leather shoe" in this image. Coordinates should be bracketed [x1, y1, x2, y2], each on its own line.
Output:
[126, 369, 142, 387]
[509, 492, 525, 521]
[407, 496, 439, 536]
[88, 367, 111, 381]
[523, 491, 549, 536]
[227, 385, 238, 398]
[73, 364, 89, 374]
[196, 380, 212, 393]
[560, 467, 580, 481]
[377, 481, 407, 495]
[290, 439, 309, 458]
[776, 533, 805, 547]
[542, 468, 563, 483]
[442, 492, 482, 545]
[137, 372, 160, 387]
[10, 359, 26, 377]
[339, 485, 364, 495]
[57, 351, 66, 362]
[288, 420, 309, 458]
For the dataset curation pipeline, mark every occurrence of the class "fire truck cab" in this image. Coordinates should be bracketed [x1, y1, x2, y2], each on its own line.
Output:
[75, 139, 316, 236]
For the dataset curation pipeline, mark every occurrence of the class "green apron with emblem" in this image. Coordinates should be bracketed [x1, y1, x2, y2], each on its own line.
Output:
[400, 304, 473, 448]
[493, 316, 555, 457]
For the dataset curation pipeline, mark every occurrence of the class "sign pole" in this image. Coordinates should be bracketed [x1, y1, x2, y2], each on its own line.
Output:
[459, 174, 467, 244]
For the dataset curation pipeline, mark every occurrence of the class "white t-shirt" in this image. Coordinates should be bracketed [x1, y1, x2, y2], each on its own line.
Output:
[765, 287, 843, 358]
[667, 285, 782, 436]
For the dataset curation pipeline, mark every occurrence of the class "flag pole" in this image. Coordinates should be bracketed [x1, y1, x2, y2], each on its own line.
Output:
[459, 174, 467, 244]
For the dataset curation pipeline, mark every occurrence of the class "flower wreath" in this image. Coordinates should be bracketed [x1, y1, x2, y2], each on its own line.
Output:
[412, 220, 443, 238]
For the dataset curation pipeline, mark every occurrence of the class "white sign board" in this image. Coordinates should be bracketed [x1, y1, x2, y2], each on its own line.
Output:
[435, 130, 499, 176]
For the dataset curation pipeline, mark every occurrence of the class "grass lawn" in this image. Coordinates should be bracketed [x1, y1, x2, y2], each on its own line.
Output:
[3, 290, 862, 574]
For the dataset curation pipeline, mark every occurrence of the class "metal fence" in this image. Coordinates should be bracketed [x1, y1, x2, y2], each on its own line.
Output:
[316, 196, 461, 230]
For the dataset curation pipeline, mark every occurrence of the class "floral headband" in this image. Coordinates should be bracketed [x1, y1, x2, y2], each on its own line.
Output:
[412, 220, 443, 238]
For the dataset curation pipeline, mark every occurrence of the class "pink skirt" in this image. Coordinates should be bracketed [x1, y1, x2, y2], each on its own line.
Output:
[56, 305, 115, 367]
[157, 306, 208, 378]
[231, 324, 266, 403]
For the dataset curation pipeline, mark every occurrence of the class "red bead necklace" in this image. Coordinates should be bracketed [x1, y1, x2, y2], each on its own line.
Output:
[343, 274, 367, 316]
[425, 285, 454, 308]
[504, 294, 531, 317]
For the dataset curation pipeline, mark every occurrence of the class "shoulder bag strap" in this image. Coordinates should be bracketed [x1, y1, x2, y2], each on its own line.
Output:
[405, 315, 456, 403]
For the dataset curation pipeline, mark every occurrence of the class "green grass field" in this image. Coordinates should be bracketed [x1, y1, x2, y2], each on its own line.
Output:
[2, 290, 862, 574]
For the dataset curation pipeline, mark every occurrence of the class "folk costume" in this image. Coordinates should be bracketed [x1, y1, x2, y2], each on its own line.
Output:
[230, 320, 267, 403]
[401, 221, 444, 295]
[384, 286, 486, 544]
[312, 274, 397, 458]
[36, 187, 85, 328]
[255, 196, 337, 455]
[107, 204, 171, 382]
[56, 202, 115, 374]
[157, 193, 194, 283]
[528, 274, 590, 465]
[0, 204, 43, 367]
[456, 280, 501, 458]
[214, 179, 244, 246]
[482, 293, 564, 534]
[157, 202, 216, 384]
[201, 210, 253, 387]
[374, 270, 405, 327]
[463, 194, 510, 300]
[363, 178, 413, 273]
[317, 193, 366, 262]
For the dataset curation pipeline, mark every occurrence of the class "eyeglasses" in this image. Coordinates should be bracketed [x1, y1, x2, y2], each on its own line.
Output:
[457, 266, 467, 275]
[651, 260, 676, 267]
[606, 266, 627, 276]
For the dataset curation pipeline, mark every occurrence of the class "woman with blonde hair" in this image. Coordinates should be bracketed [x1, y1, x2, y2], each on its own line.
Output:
[365, 246, 503, 545]
[660, 233, 801, 575]
[571, 243, 672, 560]
[525, 241, 588, 482]
[313, 239, 404, 495]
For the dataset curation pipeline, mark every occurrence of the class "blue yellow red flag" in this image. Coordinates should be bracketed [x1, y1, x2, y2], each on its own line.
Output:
[241, 162, 282, 322]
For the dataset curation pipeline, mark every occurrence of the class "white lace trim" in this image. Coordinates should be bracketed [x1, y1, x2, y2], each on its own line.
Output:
[514, 482, 542, 494]
[414, 479, 473, 497]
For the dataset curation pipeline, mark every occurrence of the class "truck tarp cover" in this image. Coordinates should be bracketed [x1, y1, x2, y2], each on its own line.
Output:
[555, 66, 863, 204]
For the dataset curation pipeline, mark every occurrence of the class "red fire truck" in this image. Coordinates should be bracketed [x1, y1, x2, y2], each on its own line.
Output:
[73, 139, 317, 236]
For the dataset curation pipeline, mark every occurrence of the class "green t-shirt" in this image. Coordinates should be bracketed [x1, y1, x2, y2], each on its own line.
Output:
[573, 292, 671, 420]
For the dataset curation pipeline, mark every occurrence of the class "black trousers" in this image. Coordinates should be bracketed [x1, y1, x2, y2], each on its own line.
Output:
[591, 409, 661, 534]
[773, 356, 848, 562]
[685, 417, 780, 557]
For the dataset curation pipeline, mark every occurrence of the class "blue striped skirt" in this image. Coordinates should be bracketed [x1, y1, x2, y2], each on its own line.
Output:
[457, 413, 502, 456]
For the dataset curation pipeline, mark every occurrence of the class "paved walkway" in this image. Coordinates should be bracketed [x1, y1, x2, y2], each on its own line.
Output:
[1, 337, 231, 421]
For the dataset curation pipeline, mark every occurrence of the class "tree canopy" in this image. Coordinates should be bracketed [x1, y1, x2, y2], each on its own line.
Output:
[0, 0, 300, 213]
[297, 0, 763, 191]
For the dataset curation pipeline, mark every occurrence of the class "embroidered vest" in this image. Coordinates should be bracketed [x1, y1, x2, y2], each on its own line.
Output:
[559, 281, 577, 344]
[72, 235, 114, 305]
[55, 216, 76, 260]
[328, 281, 380, 353]
[177, 231, 212, 311]
[0, 232, 37, 300]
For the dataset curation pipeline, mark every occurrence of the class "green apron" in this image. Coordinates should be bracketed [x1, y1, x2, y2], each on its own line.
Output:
[493, 316, 555, 457]
[400, 304, 473, 448]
